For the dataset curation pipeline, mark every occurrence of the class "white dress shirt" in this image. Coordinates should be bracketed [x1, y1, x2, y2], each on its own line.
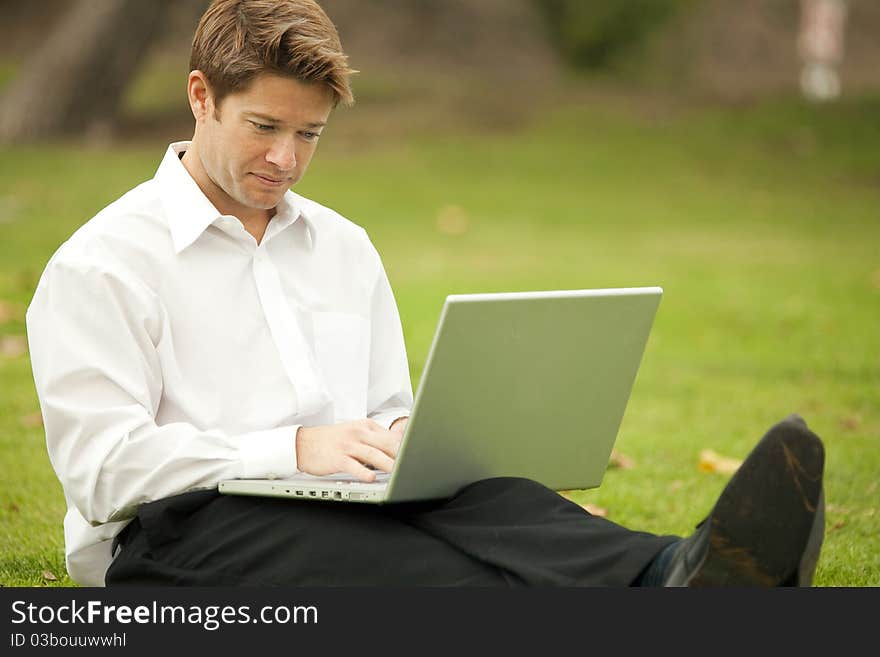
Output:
[25, 142, 413, 586]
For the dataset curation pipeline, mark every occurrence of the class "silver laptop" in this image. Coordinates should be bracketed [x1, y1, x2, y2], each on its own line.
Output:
[219, 287, 662, 504]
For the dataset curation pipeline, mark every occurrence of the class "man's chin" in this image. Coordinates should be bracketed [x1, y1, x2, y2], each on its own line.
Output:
[240, 191, 286, 211]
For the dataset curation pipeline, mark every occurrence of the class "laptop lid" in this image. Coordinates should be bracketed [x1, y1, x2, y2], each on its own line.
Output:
[383, 287, 662, 502]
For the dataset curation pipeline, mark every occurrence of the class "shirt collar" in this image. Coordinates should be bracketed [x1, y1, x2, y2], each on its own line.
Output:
[154, 141, 317, 253]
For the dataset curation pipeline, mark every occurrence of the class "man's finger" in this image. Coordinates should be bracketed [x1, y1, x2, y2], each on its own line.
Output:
[341, 457, 377, 483]
[361, 429, 401, 458]
[352, 443, 395, 473]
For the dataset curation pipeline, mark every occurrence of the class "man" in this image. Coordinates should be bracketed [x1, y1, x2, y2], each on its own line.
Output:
[26, 0, 825, 587]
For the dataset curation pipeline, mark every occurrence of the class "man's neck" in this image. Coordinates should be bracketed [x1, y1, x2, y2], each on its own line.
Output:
[239, 215, 271, 245]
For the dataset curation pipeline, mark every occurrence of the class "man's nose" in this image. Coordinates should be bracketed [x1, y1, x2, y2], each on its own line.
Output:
[265, 136, 296, 171]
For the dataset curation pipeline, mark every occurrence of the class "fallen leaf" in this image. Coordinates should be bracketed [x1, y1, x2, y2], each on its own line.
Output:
[7, 503, 20, 513]
[19, 412, 43, 428]
[698, 449, 743, 475]
[435, 204, 469, 236]
[609, 450, 636, 470]
[831, 521, 845, 531]
[580, 503, 608, 518]
[839, 414, 861, 431]
[0, 300, 18, 323]
[0, 335, 27, 358]
[41, 570, 58, 582]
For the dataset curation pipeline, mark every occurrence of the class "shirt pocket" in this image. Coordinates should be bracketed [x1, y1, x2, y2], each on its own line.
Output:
[311, 311, 370, 422]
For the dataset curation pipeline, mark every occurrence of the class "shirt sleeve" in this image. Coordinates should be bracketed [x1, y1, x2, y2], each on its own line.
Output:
[364, 241, 414, 430]
[26, 252, 299, 526]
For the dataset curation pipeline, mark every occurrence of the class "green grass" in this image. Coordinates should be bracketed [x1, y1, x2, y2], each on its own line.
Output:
[1, 91, 877, 586]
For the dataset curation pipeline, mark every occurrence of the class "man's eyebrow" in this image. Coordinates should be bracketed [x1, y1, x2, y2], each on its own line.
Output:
[246, 112, 281, 124]
[246, 112, 326, 128]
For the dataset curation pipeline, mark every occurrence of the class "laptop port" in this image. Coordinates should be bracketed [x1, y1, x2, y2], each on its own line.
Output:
[309, 491, 317, 497]
[321, 491, 329, 498]
[295, 490, 304, 496]
[333, 491, 342, 500]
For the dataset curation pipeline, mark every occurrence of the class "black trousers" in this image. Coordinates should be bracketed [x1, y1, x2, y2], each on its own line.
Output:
[106, 477, 677, 586]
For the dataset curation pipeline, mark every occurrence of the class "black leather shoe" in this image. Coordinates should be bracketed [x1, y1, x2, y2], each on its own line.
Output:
[664, 414, 825, 587]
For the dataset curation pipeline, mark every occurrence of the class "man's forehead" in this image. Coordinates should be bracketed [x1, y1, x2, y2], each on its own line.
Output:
[223, 73, 334, 122]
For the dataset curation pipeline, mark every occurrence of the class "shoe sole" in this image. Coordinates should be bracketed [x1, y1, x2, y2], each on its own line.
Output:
[672, 416, 825, 587]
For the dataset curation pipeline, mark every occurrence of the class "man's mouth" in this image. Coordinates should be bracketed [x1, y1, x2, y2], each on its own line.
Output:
[252, 173, 289, 186]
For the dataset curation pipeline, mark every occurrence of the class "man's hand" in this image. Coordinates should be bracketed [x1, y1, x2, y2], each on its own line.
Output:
[295, 419, 403, 482]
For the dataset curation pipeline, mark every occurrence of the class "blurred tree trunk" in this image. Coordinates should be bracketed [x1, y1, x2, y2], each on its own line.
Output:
[0, 0, 172, 143]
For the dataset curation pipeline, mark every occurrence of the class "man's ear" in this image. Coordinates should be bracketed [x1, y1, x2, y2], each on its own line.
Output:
[186, 70, 214, 122]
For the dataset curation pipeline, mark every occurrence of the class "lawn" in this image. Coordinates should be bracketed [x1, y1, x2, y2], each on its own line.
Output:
[0, 90, 877, 586]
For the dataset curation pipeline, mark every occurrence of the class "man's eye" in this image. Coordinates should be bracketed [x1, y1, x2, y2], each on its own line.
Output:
[302, 131, 321, 141]
[250, 121, 274, 132]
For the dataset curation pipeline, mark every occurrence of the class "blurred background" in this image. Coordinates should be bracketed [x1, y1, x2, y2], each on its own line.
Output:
[0, 1, 877, 586]
[1, 0, 879, 141]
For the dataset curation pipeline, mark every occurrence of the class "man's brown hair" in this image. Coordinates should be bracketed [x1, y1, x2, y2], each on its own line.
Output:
[190, 0, 355, 108]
